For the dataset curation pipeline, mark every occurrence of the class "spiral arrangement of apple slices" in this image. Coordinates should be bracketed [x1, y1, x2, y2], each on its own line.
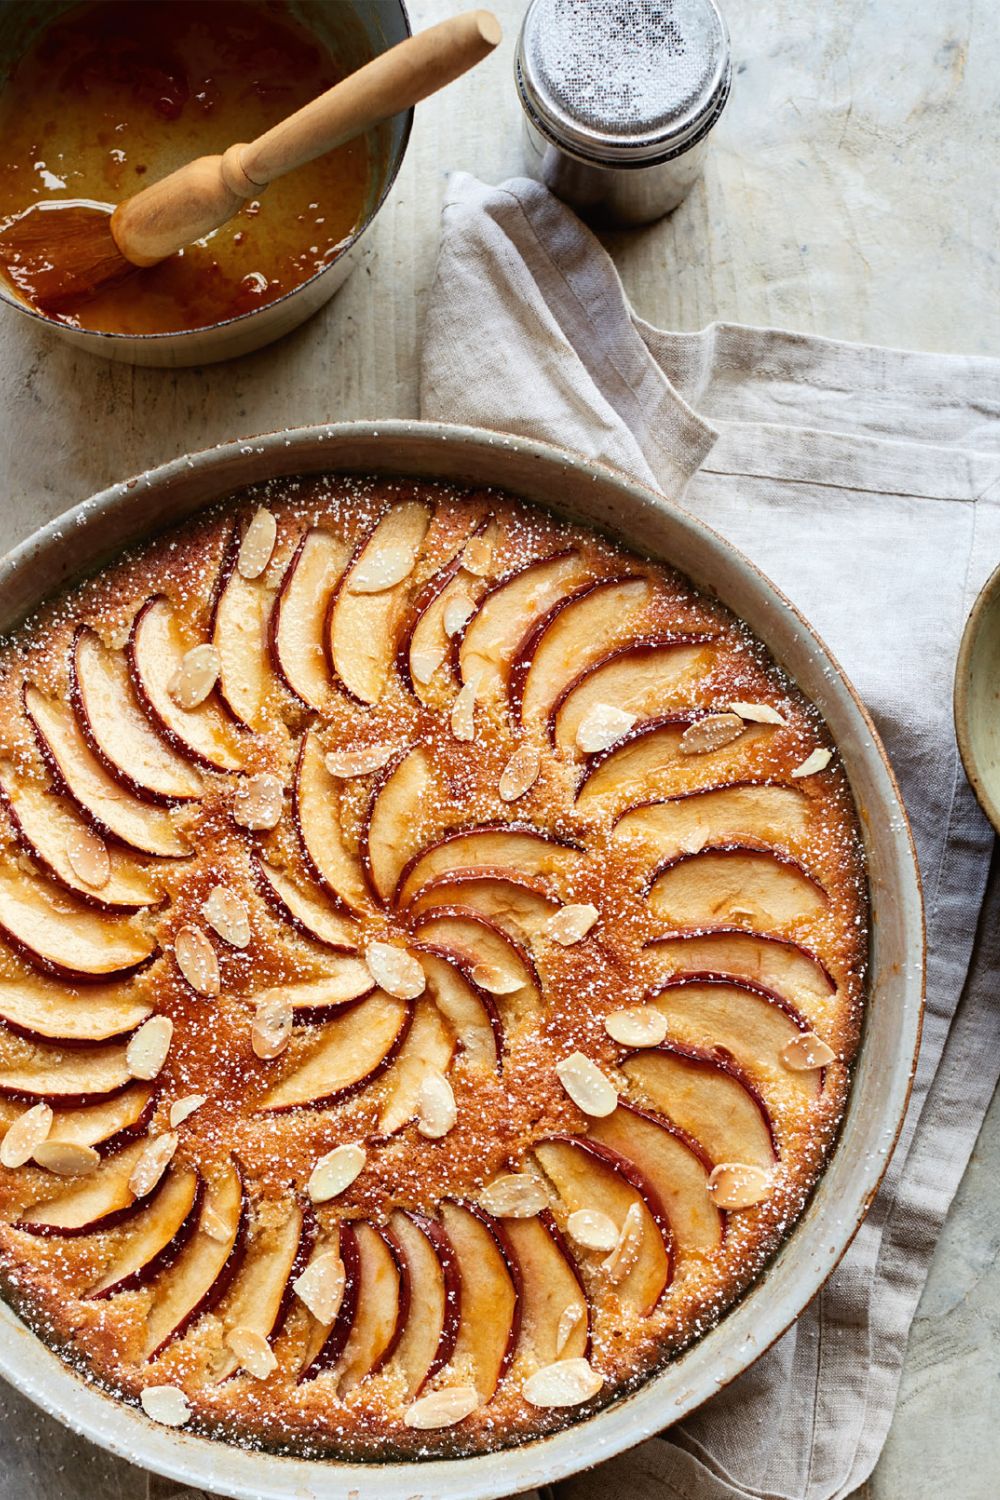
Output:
[0, 485, 865, 1452]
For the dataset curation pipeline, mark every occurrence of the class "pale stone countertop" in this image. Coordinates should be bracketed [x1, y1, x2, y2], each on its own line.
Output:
[0, 1, 997, 1496]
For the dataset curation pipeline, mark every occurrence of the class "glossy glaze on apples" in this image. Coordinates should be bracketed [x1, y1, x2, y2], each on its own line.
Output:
[0, 476, 867, 1458]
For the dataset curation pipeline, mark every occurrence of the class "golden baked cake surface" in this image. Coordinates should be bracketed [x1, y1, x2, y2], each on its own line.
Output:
[0, 477, 867, 1456]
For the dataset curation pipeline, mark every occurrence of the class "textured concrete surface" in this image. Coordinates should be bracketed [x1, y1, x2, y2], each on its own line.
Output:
[0, 0, 996, 1496]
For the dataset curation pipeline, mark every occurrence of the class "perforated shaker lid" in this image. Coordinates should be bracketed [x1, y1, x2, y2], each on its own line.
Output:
[516, 0, 731, 165]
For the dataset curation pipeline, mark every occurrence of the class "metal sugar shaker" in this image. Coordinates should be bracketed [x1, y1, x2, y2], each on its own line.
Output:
[515, 0, 732, 227]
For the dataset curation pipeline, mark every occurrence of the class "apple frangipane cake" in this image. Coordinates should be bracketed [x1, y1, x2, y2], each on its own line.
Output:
[0, 477, 867, 1454]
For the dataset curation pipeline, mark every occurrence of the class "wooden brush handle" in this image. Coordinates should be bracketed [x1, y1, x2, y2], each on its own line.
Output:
[111, 10, 501, 268]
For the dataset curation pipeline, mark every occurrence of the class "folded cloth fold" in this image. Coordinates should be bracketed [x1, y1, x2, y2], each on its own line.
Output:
[420, 173, 1000, 1500]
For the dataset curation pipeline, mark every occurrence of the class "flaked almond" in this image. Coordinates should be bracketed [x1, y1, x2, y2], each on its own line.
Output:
[129, 1131, 179, 1198]
[523, 1358, 603, 1409]
[410, 645, 447, 685]
[566, 1208, 619, 1252]
[202, 886, 251, 949]
[443, 589, 476, 637]
[729, 700, 788, 726]
[237, 507, 277, 579]
[575, 702, 637, 754]
[168, 644, 220, 710]
[555, 1301, 586, 1357]
[791, 747, 833, 778]
[462, 534, 494, 576]
[365, 940, 425, 1000]
[174, 926, 219, 998]
[324, 744, 397, 777]
[294, 1249, 345, 1323]
[404, 1384, 479, 1429]
[65, 826, 111, 890]
[32, 1140, 100, 1177]
[416, 1068, 457, 1140]
[479, 1173, 548, 1218]
[202, 1202, 232, 1242]
[547, 903, 599, 946]
[604, 1007, 668, 1047]
[226, 1325, 278, 1379]
[126, 1014, 174, 1079]
[349, 543, 417, 594]
[232, 772, 283, 830]
[470, 961, 524, 995]
[556, 1051, 617, 1117]
[707, 1161, 772, 1209]
[0, 1102, 52, 1168]
[140, 1384, 191, 1427]
[308, 1143, 366, 1204]
[602, 1201, 644, 1283]
[251, 997, 293, 1060]
[780, 1031, 836, 1071]
[678, 712, 745, 756]
[169, 1094, 206, 1128]
[499, 743, 541, 802]
[450, 673, 479, 742]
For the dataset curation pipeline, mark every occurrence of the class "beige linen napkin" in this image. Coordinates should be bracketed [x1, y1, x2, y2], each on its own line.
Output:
[421, 173, 1000, 1500]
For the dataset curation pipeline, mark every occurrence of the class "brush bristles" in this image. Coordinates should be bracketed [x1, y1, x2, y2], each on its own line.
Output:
[0, 204, 135, 314]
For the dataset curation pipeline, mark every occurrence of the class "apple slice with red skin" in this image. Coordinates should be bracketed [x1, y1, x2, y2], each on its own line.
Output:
[268, 1201, 319, 1349]
[0, 976, 151, 1046]
[416, 947, 503, 1072]
[260, 991, 411, 1112]
[549, 636, 716, 752]
[15, 1137, 151, 1236]
[412, 906, 542, 1021]
[534, 1136, 673, 1315]
[252, 964, 374, 1024]
[615, 782, 812, 863]
[647, 975, 824, 1107]
[457, 550, 589, 700]
[252, 854, 358, 954]
[87, 1165, 202, 1299]
[210, 529, 280, 732]
[575, 713, 713, 813]
[209, 1199, 305, 1381]
[71, 626, 204, 805]
[646, 844, 828, 930]
[509, 575, 652, 726]
[623, 1043, 777, 1171]
[295, 1222, 361, 1381]
[293, 728, 372, 917]
[387, 1209, 461, 1397]
[377, 997, 456, 1136]
[643, 927, 836, 1017]
[588, 1102, 723, 1256]
[409, 870, 558, 940]
[502, 1208, 590, 1364]
[142, 1157, 246, 1360]
[0, 863, 157, 983]
[396, 516, 493, 701]
[24, 686, 190, 859]
[440, 1200, 521, 1399]
[327, 501, 432, 706]
[0, 1082, 155, 1154]
[395, 823, 581, 910]
[0, 1038, 134, 1107]
[128, 596, 243, 773]
[336, 1220, 408, 1393]
[0, 763, 162, 913]
[361, 745, 435, 904]
[270, 528, 352, 711]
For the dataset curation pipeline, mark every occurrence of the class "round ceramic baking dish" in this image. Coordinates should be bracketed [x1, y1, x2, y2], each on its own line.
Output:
[0, 1, 412, 367]
[0, 423, 924, 1499]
